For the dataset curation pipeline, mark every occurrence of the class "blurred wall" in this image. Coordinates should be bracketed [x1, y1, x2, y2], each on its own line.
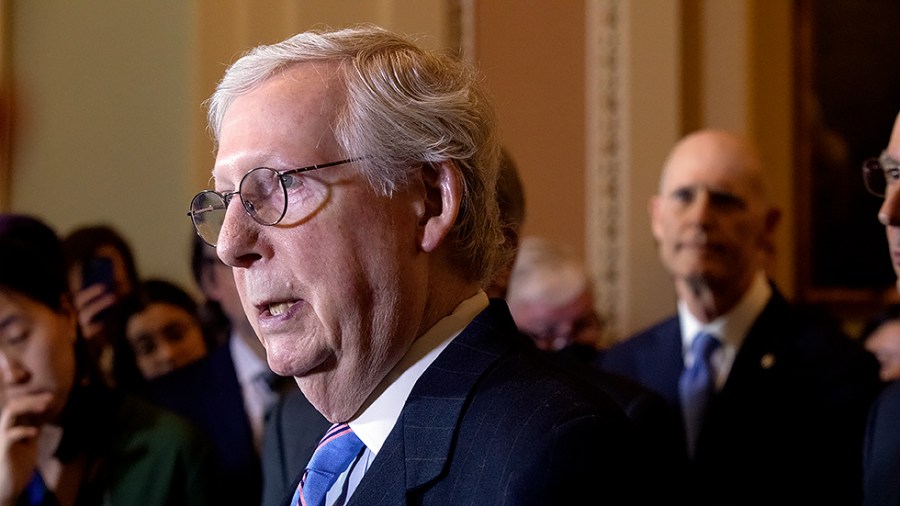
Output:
[3, 1, 794, 339]
[9, 1, 193, 285]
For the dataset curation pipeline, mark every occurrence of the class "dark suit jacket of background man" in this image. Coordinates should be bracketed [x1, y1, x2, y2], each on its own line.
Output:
[864, 379, 900, 506]
[147, 343, 270, 505]
[262, 386, 331, 506]
[600, 287, 881, 505]
[281, 300, 640, 506]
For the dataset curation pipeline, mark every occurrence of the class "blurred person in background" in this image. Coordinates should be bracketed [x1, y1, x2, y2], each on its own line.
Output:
[506, 236, 605, 359]
[484, 148, 526, 299]
[117, 278, 209, 385]
[860, 110, 900, 506]
[0, 214, 215, 505]
[62, 225, 139, 387]
[602, 129, 880, 505]
[146, 235, 318, 505]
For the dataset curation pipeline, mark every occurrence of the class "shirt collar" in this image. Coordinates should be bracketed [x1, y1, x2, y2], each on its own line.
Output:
[350, 291, 489, 455]
[679, 270, 772, 357]
[230, 329, 269, 385]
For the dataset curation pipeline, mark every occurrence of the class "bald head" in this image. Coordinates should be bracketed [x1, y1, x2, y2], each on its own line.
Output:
[660, 129, 768, 204]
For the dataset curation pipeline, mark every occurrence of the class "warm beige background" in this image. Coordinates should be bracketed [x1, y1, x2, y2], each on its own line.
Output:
[4, 0, 795, 339]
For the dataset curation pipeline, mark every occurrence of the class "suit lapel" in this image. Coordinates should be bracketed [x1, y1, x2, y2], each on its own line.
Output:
[645, 318, 684, 406]
[350, 301, 516, 505]
[720, 289, 786, 393]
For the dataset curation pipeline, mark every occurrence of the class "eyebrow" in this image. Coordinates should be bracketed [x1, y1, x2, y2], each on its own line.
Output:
[881, 151, 900, 166]
[0, 314, 19, 332]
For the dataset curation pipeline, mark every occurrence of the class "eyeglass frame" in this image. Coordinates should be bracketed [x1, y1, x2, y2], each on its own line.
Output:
[187, 156, 363, 246]
[862, 151, 900, 198]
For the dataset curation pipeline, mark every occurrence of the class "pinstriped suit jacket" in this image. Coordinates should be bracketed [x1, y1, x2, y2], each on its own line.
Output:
[285, 300, 639, 505]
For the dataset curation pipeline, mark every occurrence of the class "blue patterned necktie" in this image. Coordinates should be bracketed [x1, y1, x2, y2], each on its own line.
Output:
[679, 332, 721, 458]
[294, 423, 366, 506]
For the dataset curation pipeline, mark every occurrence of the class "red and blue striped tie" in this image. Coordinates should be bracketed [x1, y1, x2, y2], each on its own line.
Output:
[295, 423, 365, 506]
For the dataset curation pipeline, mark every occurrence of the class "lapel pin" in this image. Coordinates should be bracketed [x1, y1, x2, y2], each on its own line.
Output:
[760, 353, 776, 369]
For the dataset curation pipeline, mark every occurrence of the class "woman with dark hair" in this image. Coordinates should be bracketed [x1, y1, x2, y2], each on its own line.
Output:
[117, 278, 210, 383]
[61, 225, 141, 387]
[0, 214, 215, 505]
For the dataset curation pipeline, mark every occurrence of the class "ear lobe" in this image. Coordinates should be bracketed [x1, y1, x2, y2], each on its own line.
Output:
[649, 195, 663, 242]
[759, 207, 782, 254]
[418, 161, 461, 253]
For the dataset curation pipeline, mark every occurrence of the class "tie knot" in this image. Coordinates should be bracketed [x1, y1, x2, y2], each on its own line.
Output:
[693, 332, 720, 361]
[298, 423, 366, 506]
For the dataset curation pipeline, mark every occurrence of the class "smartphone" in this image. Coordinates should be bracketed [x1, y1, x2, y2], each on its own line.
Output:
[82, 257, 117, 324]
[82, 256, 116, 293]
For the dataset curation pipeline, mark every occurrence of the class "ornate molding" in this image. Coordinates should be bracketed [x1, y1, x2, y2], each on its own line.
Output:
[585, 0, 626, 344]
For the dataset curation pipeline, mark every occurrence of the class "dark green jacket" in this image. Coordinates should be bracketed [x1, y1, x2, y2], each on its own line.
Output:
[19, 384, 217, 506]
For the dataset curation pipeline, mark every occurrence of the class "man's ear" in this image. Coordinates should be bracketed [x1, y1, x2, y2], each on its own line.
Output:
[649, 195, 663, 243]
[416, 161, 461, 253]
[759, 207, 782, 256]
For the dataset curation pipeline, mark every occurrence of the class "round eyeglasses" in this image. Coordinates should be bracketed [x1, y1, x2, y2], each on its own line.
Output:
[188, 157, 360, 246]
[862, 156, 900, 198]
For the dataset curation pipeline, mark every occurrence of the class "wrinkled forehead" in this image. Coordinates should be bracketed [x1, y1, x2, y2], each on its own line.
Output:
[659, 132, 765, 197]
[661, 153, 761, 198]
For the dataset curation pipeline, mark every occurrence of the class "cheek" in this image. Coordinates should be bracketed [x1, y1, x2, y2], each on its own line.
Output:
[887, 227, 900, 243]
[135, 355, 156, 377]
[179, 329, 208, 359]
[232, 274, 255, 317]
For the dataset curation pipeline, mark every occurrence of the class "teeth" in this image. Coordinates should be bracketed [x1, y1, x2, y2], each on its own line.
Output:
[269, 302, 292, 316]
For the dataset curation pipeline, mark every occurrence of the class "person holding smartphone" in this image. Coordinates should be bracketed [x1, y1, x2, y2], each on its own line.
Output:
[61, 225, 140, 387]
[0, 214, 217, 505]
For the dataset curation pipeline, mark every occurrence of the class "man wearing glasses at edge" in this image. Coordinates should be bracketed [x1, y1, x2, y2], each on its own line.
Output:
[187, 26, 640, 506]
[862, 110, 900, 506]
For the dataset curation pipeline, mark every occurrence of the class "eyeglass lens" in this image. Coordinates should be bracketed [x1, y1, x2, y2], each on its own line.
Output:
[863, 159, 887, 197]
[863, 158, 900, 198]
[189, 167, 287, 246]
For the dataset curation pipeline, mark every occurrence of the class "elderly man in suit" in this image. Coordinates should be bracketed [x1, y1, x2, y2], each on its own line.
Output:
[187, 25, 637, 506]
[601, 129, 880, 505]
[861, 110, 900, 506]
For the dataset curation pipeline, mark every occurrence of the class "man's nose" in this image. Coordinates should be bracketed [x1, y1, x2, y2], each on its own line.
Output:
[217, 197, 261, 268]
[878, 186, 900, 226]
[0, 351, 30, 385]
[687, 190, 714, 223]
[155, 339, 178, 363]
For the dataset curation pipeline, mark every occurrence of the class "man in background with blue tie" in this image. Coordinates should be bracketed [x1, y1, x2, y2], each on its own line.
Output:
[188, 25, 639, 506]
[861, 110, 900, 506]
[600, 129, 880, 505]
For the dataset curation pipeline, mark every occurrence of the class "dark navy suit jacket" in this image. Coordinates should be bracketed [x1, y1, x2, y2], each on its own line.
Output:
[601, 288, 880, 505]
[864, 379, 900, 506]
[281, 300, 640, 506]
